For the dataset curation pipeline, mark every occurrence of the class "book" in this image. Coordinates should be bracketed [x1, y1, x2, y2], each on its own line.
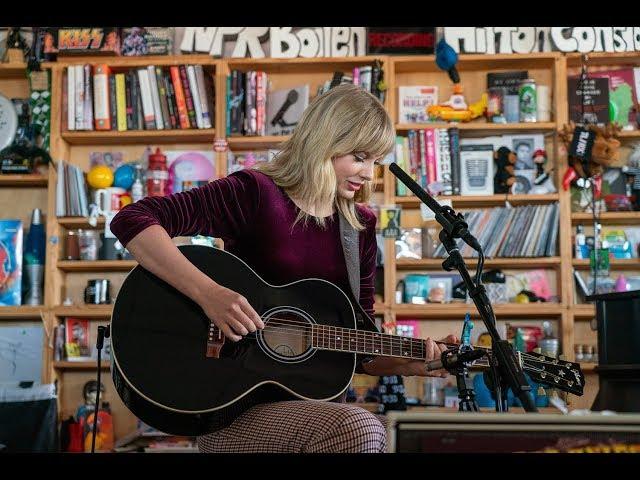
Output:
[137, 68, 156, 130]
[487, 71, 528, 95]
[179, 65, 197, 128]
[266, 85, 310, 136]
[64, 318, 91, 361]
[115, 73, 127, 132]
[587, 68, 638, 128]
[398, 86, 438, 124]
[194, 64, 213, 129]
[147, 65, 164, 130]
[186, 65, 204, 129]
[170, 66, 190, 129]
[459, 144, 494, 196]
[0, 220, 23, 306]
[66, 66, 75, 131]
[567, 76, 609, 125]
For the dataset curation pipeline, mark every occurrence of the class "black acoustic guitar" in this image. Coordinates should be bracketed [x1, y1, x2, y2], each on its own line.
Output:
[110, 245, 585, 436]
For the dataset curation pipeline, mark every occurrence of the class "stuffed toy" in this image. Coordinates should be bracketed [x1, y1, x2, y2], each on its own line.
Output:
[493, 146, 517, 194]
[559, 121, 622, 196]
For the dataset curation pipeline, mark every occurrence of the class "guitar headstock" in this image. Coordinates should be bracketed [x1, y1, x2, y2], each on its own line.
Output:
[521, 352, 585, 396]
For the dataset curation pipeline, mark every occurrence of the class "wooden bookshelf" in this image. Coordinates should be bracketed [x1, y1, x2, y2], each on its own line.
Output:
[4, 50, 634, 444]
[57, 216, 106, 228]
[56, 260, 137, 272]
[53, 305, 113, 318]
[393, 303, 564, 318]
[62, 129, 216, 145]
[571, 211, 640, 225]
[0, 174, 49, 187]
[394, 193, 559, 208]
[53, 361, 110, 370]
[0, 306, 46, 319]
[396, 257, 561, 270]
[573, 258, 640, 270]
[395, 122, 557, 132]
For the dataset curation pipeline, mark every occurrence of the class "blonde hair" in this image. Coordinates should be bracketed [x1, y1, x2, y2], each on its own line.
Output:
[255, 83, 395, 231]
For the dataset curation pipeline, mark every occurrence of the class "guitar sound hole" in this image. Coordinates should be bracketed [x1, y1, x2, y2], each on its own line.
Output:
[260, 309, 313, 361]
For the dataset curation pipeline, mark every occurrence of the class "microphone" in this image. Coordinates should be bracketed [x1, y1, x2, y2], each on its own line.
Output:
[388, 162, 482, 252]
[425, 348, 486, 371]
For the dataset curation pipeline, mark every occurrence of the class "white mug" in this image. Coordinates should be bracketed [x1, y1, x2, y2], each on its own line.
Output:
[93, 187, 128, 215]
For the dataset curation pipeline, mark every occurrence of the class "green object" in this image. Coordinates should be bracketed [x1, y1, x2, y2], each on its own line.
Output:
[28, 70, 51, 152]
[590, 248, 610, 276]
[609, 83, 633, 127]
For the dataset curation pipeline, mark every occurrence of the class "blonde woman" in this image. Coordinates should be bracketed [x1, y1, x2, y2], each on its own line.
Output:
[110, 84, 457, 453]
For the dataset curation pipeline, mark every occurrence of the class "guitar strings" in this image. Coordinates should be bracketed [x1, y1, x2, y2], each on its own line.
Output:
[214, 316, 568, 367]
[223, 316, 560, 366]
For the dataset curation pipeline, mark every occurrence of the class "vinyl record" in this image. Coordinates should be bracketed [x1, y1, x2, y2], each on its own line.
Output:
[0, 94, 18, 151]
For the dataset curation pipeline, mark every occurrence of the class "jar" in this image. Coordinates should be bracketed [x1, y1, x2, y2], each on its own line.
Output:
[65, 230, 80, 260]
[574, 344, 584, 362]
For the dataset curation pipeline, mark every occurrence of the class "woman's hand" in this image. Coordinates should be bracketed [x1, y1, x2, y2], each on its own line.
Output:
[400, 334, 459, 377]
[196, 281, 264, 342]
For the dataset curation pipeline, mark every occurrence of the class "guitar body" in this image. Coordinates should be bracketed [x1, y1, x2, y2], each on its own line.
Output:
[110, 245, 361, 436]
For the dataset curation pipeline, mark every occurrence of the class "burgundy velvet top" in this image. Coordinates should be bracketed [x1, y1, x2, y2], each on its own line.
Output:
[110, 168, 378, 320]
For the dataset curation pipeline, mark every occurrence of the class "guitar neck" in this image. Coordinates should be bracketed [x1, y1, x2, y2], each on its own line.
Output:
[311, 324, 493, 365]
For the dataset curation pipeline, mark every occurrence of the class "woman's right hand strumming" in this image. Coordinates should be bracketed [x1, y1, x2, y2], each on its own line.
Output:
[197, 283, 265, 342]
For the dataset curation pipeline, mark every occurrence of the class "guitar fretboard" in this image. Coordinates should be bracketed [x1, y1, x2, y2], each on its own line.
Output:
[311, 324, 427, 360]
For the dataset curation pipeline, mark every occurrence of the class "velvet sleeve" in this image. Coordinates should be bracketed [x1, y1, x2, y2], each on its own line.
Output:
[110, 169, 262, 247]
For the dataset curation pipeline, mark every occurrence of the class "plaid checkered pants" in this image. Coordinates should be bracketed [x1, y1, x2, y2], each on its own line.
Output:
[197, 400, 388, 453]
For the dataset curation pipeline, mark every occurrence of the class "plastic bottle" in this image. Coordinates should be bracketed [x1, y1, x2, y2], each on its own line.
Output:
[146, 148, 168, 197]
[131, 164, 145, 202]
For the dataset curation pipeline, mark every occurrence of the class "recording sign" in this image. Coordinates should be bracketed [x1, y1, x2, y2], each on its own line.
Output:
[367, 28, 435, 55]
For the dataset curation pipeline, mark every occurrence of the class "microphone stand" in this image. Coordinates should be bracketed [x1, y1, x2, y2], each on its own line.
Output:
[389, 162, 537, 413]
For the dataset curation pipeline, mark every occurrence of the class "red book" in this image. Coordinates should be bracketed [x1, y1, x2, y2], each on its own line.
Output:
[179, 65, 197, 128]
[170, 66, 190, 129]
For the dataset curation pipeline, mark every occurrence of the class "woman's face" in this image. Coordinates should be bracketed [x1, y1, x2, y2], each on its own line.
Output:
[331, 152, 380, 200]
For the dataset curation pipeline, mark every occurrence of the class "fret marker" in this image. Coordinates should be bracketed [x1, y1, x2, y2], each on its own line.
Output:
[375, 349, 379, 353]
[337, 337, 341, 341]
[404, 352, 408, 356]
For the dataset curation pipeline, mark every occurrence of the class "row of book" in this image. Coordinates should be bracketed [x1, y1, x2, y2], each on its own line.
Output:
[53, 318, 110, 362]
[314, 62, 386, 101]
[394, 128, 459, 196]
[65, 64, 214, 132]
[55, 160, 89, 217]
[431, 203, 560, 258]
[225, 63, 385, 137]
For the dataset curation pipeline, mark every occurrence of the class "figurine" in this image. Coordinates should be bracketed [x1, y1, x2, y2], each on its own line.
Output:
[530, 149, 557, 194]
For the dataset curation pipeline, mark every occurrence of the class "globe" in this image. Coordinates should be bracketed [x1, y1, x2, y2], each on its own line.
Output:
[113, 163, 135, 190]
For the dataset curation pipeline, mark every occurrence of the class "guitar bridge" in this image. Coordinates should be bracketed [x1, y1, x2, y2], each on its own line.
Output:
[206, 323, 224, 359]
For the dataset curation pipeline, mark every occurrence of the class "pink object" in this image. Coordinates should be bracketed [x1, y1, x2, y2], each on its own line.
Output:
[615, 274, 629, 292]
[168, 151, 216, 193]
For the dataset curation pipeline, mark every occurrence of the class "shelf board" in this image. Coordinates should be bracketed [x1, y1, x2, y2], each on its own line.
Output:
[62, 129, 216, 145]
[57, 260, 137, 272]
[617, 130, 640, 138]
[53, 305, 113, 318]
[53, 361, 110, 370]
[566, 51, 640, 67]
[395, 122, 557, 133]
[396, 257, 561, 270]
[57, 216, 106, 228]
[227, 135, 290, 149]
[0, 174, 48, 187]
[0, 62, 28, 76]
[573, 259, 640, 270]
[572, 304, 595, 320]
[395, 193, 559, 208]
[580, 363, 598, 373]
[571, 211, 640, 225]
[51, 54, 217, 68]
[394, 303, 563, 318]
[0, 306, 46, 319]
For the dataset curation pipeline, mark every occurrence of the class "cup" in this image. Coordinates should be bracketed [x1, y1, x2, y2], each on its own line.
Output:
[78, 229, 101, 261]
[93, 187, 129, 215]
[503, 95, 520, 123]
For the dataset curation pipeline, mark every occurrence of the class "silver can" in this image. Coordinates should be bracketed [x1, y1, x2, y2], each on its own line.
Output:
[518, 78, 538, 122]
